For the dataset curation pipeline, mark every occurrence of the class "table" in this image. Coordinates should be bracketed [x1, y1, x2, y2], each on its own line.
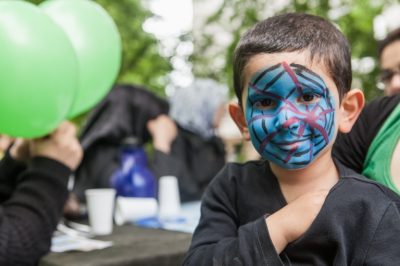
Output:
[39, 224, 192, 266]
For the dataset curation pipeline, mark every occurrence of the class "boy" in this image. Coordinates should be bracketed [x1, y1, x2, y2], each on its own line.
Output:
[183, 13, 400, 265]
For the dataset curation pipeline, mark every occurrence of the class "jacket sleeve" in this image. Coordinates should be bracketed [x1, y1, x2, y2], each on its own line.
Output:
[363, 201, 400, 265]
[0, 157, 70, 266]
[0, 151, 26, 202]
[183, 166, 283, 266]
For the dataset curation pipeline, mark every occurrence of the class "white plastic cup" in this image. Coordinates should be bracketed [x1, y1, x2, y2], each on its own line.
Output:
[158, 176, 181, 220]
[114, 197, 158, 225]
[85, 188, 116, 235]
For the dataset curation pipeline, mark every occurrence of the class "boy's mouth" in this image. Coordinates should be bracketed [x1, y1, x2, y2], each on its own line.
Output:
[271, 138, 308, 146]
[273, 142, 305, 152]
[270, 137, 314, 155]
[269, 131, 323, 148]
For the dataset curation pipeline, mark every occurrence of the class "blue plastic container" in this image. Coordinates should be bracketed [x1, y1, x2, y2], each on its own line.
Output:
[110, 137, 156, 198]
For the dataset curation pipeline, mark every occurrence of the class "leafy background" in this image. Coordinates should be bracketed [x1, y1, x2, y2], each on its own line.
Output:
[191, 0, 400, 101]
[28, 0, 399, 102]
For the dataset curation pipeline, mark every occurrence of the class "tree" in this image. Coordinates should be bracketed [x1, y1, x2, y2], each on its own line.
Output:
[192, 0, 393, 101]
[95, 0, 172, 96]
[28, 0, 172, 96]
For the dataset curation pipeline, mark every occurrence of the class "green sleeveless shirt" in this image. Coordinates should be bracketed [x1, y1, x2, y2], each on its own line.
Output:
[363, 103, 400, 194]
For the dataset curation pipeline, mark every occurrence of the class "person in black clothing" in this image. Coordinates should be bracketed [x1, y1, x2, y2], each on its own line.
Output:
[67, 82, 225, 216]
[333, 94, 400, 193]
[333, 27, 400, 193]
[183, 13, 400, 265]
[147, 78, 227, 202]
[0, 121, 83, 266]
[147, 115, 226, 202]
[70, 84, 169, 205]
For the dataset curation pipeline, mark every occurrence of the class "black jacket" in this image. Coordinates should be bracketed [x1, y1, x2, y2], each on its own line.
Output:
[0, 153, 70, 266]
[184, 160, 400, 265]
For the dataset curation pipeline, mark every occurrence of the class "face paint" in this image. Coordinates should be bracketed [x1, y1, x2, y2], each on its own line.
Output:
[245, 62, 335, 169]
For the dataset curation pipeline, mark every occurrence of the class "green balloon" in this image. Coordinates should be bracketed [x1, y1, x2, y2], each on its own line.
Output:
[41, 0, 122, 118]
[0, 1, 78, 138]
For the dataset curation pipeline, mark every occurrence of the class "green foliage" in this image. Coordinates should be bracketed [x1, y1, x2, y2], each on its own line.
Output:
[95, 0, 172, 97]
[333, 0, 385, 100]
[27, 0, 172, 97]
[191, 0, 264, 90]
[192, 0, 391, 101]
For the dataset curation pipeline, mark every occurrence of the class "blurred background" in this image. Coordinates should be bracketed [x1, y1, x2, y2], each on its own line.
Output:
[26, 0, 400, 101]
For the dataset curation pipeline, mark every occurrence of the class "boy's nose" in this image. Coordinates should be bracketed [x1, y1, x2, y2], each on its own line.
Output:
[274, 107, 299, 131]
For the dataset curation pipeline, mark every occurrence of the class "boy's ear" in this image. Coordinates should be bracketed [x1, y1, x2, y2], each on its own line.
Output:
[228, 102, 251, 140]
[338, 89, 365, 133]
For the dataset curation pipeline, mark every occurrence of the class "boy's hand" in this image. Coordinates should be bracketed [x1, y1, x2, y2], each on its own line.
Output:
[30, 121, 83, 171]
[147, 115, 178, 154]
[265, 190, 329, 254]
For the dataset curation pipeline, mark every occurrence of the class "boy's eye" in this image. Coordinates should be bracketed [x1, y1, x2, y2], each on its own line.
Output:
[254, 99, 276, 110]
[298, 93, 320, 104]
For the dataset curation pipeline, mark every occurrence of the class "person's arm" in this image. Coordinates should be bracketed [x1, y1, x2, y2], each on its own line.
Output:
[147, 114, 185, 177]
[147, 114, 178, 155]
[183, 165, 328, 265]
[0, 150, 26, 201]
[0, 157, 71, 266]
[362, 201, 400, 265]
[0, 121, 83, 265]
[266, 189, 329, 254]
[152, 149, 201, 197]
[147, 115, 201, 199]
[183, 166, 282, 266]
[0, 138, 35, 201]
[148, 115, 227, 201]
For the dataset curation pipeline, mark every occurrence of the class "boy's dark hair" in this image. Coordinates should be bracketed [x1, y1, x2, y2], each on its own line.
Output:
[233, 13, 351, 105]
[378, 27, 400, 61]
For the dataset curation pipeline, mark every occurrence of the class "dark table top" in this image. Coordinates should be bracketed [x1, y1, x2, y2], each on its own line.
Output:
[39, 224, 192, 266]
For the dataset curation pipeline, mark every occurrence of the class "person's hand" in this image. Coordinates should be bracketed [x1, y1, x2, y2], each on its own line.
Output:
[9, 138, 31, 162]
[265, 189, 329, 254]
[0, 135, 15, 153]
[147, 115, 178, 154]
[30, 121, 83, 171]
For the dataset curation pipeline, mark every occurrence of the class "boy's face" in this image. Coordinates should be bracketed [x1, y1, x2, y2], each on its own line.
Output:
[241, 52, 340, 169]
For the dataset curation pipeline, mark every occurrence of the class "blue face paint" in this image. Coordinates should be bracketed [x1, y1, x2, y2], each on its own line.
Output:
[245, 62, 335, 169]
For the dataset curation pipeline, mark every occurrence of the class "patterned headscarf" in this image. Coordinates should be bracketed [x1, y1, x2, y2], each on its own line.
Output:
[169, 79, 228, 139]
